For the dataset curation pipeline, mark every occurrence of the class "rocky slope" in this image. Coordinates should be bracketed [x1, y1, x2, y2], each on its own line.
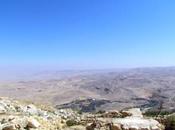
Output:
[0, 97, 81, 130]
[0, 97, 165, 130]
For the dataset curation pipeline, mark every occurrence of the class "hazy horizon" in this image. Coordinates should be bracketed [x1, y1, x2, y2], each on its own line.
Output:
[1, 65, 175, 81]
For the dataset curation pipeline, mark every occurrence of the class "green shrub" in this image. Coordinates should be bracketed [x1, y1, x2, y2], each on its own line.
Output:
[165, 115, 175, 130]
[66, 119, 78, 126]
[96, 110, 106, 114]
[144, 110, 173, 117]
[144, 110, 158, 117]
[77, 110, 82, 115]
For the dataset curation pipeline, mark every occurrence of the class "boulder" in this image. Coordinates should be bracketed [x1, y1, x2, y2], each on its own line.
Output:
[23, 104, 38, 115]
[121, 108, 143, 118]
[86, 122, 96, 130]
[0, 105, 6, 114]
[10, 116, 28, 128]
[27, 118, 40, 128]
[101, 110, 121, 118]
[0, 116, 28, 130]
[106, 123, 121, 130]
[112, 117, 164, 130]
[120, 111, 132, 117]
[1, 123, 16, 130]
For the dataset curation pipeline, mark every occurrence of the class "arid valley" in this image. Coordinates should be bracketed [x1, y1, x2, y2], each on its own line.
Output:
[1, 67, 175, 112]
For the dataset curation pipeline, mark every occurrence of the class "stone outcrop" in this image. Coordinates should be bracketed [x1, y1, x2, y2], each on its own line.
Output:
[112, 116, 163, 130]
[121, 108, 143, 117]
[0, 97, 80, 130]
[86, 108, 164, 130]
[27, 118, 41, 128]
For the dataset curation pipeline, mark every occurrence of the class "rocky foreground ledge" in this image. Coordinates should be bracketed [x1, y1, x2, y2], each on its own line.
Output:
[0, 97, 165, 130]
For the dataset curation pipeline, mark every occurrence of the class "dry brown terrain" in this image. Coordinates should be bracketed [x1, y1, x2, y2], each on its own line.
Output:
[0, 67, 175, 111]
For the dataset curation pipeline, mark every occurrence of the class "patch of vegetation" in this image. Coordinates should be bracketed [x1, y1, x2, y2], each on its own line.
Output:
[96, 110, 106, 114]
[57, 98, 111, 112]
[144, 110, 173, 117]
[165, 115, 175, 130]
[66, 119, 78, 126]
[77, 110, 82, 115]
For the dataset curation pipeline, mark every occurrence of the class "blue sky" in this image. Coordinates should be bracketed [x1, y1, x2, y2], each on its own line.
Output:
[0, 0, 175, 69]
